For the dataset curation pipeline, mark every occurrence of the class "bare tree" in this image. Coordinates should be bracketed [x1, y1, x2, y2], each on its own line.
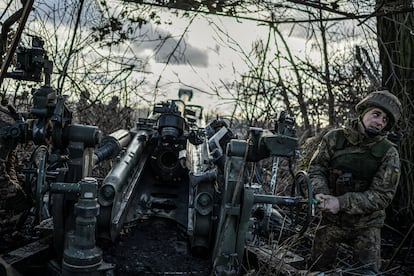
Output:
[377, 0, 414, 221]
[3, 0, 413, 221]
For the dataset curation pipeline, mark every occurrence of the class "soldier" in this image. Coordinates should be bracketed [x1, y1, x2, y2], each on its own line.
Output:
[0, 106, 31, 219]
[307, 89, 402, 274]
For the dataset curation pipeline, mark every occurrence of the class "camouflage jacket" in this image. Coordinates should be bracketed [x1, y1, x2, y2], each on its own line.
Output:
[308, 120, 401, 228]
[0, 107, 17, 159]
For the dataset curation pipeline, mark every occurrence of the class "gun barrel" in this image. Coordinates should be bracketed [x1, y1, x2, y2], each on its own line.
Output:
[94, 129, 131, 164]
[98, 130, 149, 207]
[64, 124, 102, 147]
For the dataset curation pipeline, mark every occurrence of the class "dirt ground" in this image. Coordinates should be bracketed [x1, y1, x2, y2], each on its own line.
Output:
[1, 209, 413, 275]
[102, 218, 212, 275]
[82, 216, 414, 275]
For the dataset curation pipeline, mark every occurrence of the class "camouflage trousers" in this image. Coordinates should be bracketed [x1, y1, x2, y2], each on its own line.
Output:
[310, 223, 381, 274]
[0, 148, 21, 202]
[0, 143, 30, 214]
[1, 110, 31, 232]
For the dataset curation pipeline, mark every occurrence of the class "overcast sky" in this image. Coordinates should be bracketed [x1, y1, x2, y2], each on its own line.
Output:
[132, 11, 311, 112]
[0, 1, 260, 110]
[0, 0, 327, 114]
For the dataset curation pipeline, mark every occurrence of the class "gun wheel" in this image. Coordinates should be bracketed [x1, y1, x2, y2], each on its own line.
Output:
[291, 170, 314, 235]
[28, 145, 49, 222]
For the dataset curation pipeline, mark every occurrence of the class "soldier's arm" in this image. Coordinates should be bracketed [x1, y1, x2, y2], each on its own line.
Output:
[337, 146, 400, 215]
[308, 132, 335, 195]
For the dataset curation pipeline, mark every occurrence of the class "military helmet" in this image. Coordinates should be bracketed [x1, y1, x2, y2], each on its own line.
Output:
[355, 89, 402, 130]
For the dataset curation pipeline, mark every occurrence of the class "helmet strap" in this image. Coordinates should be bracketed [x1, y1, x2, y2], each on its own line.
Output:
[359, 117, 381, 137]
[365, 128, 381, 137]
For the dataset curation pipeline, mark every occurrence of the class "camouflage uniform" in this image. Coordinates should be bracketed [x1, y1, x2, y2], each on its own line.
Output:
[308, 90, 402, 274]
[0, 107, 30, 216]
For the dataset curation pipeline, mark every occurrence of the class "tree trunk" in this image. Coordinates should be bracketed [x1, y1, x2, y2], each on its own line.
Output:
[319, 9, 335, 126]
[376, 0, 414, 222]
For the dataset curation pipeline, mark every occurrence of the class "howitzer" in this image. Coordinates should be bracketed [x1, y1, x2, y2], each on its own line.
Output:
[1, 87, 316, 275]
[90, 101, 315, 275]
[1, 5, 317, 275]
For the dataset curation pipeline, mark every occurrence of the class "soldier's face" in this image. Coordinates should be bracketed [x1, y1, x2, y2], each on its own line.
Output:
[362, 107, 388, 132]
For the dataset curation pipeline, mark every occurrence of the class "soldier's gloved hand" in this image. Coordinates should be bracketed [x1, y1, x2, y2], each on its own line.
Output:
[315, 194, 340, 214]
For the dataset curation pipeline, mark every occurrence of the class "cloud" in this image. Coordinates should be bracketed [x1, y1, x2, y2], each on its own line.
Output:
[154, 41, 209, 67]
[21, 0, 210, 68]
[134, 27, 209, 67]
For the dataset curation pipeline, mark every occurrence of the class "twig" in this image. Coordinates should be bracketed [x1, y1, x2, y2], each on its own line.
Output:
[384, 223, 414, 271]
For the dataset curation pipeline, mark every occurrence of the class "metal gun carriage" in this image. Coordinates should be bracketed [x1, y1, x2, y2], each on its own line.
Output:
[1, 86, 315, 275]
[0, 5, 316, 275]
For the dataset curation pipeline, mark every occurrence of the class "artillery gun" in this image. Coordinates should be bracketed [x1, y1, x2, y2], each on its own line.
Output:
[1, 88, 315, 275]
[0, 4, 316, 275]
